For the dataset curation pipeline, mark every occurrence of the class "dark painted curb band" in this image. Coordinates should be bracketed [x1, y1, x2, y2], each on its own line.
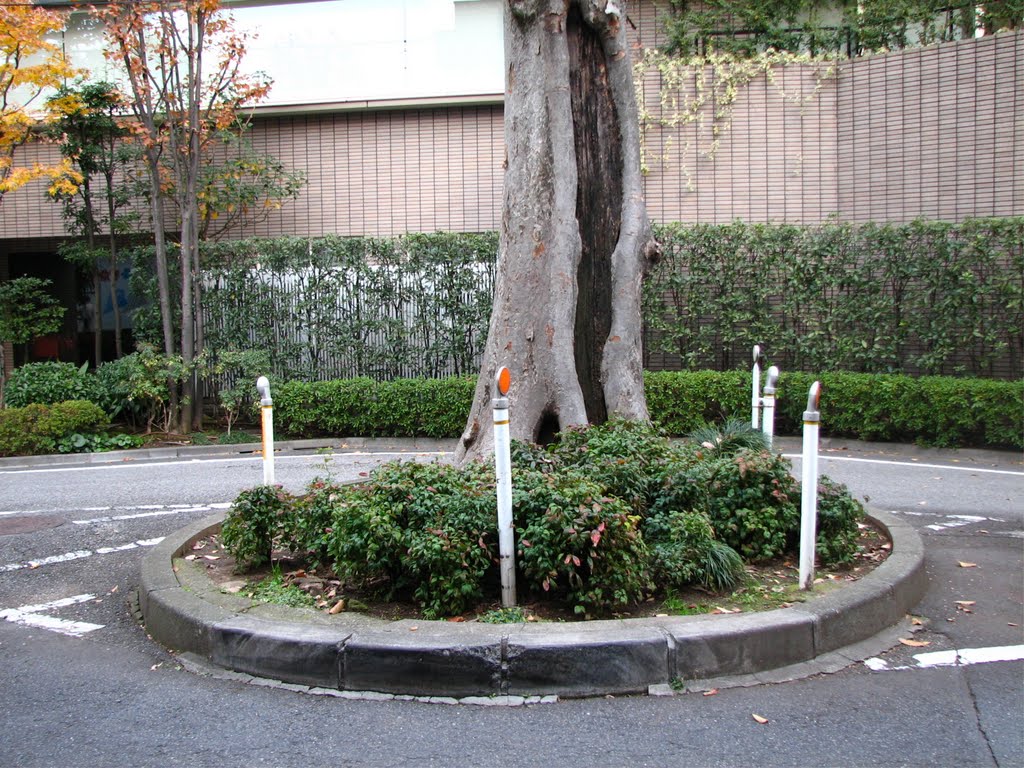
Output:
[140, 509, 926, 698]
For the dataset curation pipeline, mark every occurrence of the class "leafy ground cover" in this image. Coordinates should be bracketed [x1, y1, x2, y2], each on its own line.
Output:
[216, 419, 880, 620]
[192, 519, 890, 622]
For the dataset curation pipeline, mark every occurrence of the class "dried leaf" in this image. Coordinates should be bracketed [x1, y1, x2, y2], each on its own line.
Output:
[752, 714, 769, 724]
[958, 561, 978, 568]
[329, 600, 346, 615]
[409, 626, 418, 631]
[911, 617, 925, 626]
[703, 689, 718, 697]
[448, 616, 465, 623]
[954, 600, 976, 606]
[899, 638, 931, 647]
[203, 555, 220, 561]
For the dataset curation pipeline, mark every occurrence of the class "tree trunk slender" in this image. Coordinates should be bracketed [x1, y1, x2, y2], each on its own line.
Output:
[456, 0, 656, 463]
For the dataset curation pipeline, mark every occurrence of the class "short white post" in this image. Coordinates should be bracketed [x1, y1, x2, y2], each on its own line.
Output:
[799, 381, 822, 591]
[761, 365, 779, 446]
[256, 376, 275, 486]
[751, 344, 762, 429]
[492, 367, 517, 608]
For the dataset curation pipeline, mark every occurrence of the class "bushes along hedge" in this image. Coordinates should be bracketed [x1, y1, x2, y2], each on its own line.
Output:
[270, 372, 1022, 449]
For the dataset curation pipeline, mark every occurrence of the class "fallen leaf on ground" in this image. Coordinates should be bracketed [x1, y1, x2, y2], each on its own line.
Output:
[752, 714, 769, 724]
[958, 561, 978, 568]
[703, 689, 718, 697]
[911, 617, 925, 626]
[409, 626, 418, 631]
[329, 600, 346, 615]
[899, 638, 931, 647]
[448, 616, 465, 622]
[955, 600, 976, 606]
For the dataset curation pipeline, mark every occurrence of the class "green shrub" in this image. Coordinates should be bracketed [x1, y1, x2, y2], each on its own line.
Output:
[4, 362, 103, 408]
[515, 468, 650, 615]
[643, 508, 745, 591]
[0, 400, 110, 457]
[273, 376, 475, 439]
[701, 449, 799, 562]
[813, 477, 865, 566]
[95, 346, 188, 431]
[327, 460, 498, 618]
[57, 432, 143, 454]
[222, 485, 294, 569]
[546, 418, 675, 512]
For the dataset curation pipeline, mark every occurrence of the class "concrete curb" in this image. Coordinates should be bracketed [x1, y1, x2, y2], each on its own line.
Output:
[140, 509, 926, 698]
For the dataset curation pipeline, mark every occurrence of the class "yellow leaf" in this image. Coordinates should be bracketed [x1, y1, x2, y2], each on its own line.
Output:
[958, 561, 978, 568]
[752, 714, 769, 724]
[899, 638, 931, 647]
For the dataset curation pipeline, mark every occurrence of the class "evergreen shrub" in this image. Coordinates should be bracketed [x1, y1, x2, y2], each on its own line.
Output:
[223, 420, 868, 618]
[4, 362, 104, 408]
[0, 400, 110, 457]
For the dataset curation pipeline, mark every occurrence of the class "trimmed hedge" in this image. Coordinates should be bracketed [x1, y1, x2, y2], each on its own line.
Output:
[271, 372, 1023, 449]
[273, 376, 476, 439]
[0, 400, 111, 457]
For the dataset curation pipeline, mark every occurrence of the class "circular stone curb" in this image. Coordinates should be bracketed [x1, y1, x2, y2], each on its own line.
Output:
[139, 509, 926, 698]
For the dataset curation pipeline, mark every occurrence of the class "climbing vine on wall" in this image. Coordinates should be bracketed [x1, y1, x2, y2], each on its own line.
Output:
[633, 49, 838, 181]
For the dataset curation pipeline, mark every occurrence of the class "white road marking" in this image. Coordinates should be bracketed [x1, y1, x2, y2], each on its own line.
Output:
[865, 644, 1024, 671]
[0, 537, 164, 573]
[0, 502, 232, 522]
[0, 450, 449, 475]
[784, 454, 1024, 477]
[72, 503, 231, 525]
[0, 594, 104, 637]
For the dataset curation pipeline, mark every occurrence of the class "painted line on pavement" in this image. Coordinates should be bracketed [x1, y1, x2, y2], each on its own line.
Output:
[885, 510, 1009, 531]
[1, 502, 231, 520]
[0, 450, 450, 475]
[0, 537, 164, 573]
[783, 454, 1024, 476]
[0, 594, 104, 637]
[72, 503, 231, 525]
[865, 644, 1024, 671]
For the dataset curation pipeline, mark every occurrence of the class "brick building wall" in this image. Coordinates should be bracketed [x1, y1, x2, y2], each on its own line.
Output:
[1, 27, 1019, 242]
[837, 31, 1022, 222]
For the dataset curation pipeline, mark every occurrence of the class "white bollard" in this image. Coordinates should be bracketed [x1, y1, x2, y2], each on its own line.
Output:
[256, 376, 275, 486]
[492, 367, 517, 608]
[751, 344, 762, 430]
[799, 381, 822, 591]
[761, 365, 779, 447]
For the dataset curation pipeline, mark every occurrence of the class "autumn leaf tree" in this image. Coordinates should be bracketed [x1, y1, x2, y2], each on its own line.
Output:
[456, 0, 658, 462]
[99, 0, 271, 431]
[0, 0, 79, 204]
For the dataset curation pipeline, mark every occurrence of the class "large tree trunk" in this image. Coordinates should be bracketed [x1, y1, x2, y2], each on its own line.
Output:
[456, 0, 657, 463]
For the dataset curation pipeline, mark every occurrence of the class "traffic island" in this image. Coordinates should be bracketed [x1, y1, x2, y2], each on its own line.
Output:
[139, 509, 926, 699]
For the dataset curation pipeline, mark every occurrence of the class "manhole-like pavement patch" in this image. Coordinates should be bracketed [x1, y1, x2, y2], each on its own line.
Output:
[0, 515, 66, 536]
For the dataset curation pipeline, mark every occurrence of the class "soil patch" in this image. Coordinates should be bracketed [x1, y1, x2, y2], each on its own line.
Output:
[187, 519, 891, 623]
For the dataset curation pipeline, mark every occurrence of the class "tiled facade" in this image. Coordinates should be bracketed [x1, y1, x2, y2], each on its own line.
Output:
[1, 25, 1020, 242]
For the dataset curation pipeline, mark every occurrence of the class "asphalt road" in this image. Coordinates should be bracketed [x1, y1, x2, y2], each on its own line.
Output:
[0, 439, 1021, 768]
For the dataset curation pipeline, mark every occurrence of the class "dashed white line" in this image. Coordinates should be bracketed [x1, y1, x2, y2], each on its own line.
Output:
[865, 644, 1024, 671]
[0, 594, 104, 637]
[72, 503, 231, 525]
[0, 537, 164, 573]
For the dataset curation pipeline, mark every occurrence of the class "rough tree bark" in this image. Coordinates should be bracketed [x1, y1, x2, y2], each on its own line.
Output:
[456, 0, 658, 463]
